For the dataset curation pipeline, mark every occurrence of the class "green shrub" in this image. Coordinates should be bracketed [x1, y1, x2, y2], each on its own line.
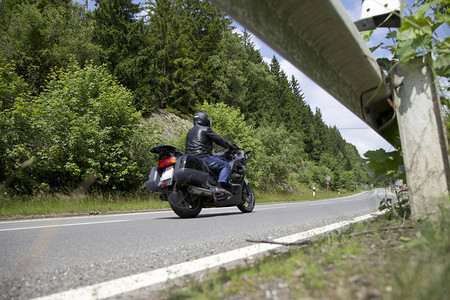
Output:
[128, 120, 165, 188]
[309, 163, 332, 189]
[0, 58, 28, 111]
[0, 58, 29, 192]
[1, 62, 145, 193]
[253, 125, 305, 190]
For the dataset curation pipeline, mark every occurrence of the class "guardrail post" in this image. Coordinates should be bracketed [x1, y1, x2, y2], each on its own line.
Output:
[393, 57, 450, 219]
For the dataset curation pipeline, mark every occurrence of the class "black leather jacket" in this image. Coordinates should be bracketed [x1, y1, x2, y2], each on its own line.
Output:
[185, 125, 232, 157]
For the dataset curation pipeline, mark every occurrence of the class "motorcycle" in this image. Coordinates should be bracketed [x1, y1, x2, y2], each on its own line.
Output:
[145, 144, 255, 218]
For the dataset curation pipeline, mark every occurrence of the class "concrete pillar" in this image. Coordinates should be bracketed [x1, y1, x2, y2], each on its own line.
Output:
[393, 57, 449, 219]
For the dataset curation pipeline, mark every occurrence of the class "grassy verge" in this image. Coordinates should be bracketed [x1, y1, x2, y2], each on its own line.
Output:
[255, 189, 359, 203]
[0, 192, 170, 218]
[163, 212, 449, 300]
[0, 189, 360, 218]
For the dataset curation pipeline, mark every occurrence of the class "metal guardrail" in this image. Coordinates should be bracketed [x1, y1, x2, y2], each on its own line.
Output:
[210, 0, 397, 143]
[209, 0, 450, 218]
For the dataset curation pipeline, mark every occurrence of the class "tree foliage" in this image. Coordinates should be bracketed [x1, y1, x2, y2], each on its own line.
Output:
[0, 0, 99, 94]
[1, 63, 144, 193]
[0, 0, 374, 194]
[0, 58, 28, 111]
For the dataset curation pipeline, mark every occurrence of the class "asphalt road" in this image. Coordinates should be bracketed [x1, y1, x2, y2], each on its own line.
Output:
[0, 189, 390, 299]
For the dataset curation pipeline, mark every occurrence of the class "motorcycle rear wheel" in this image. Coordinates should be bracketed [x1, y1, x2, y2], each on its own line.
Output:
[168, 184, 202, 218]
[237, 182, 255, 213]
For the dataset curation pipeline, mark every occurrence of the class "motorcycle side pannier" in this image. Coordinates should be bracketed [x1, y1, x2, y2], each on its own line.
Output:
[145, 166, 163, 193]
[174, 154, 209, 186]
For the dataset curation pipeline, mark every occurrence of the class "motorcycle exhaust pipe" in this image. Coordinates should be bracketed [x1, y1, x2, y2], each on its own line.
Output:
[188, 186, 213, 196]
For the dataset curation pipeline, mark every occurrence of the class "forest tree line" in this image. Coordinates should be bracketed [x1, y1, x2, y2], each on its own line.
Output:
[0, 0, 373, 194]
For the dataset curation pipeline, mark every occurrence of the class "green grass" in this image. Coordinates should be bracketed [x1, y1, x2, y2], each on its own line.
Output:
[255, 189, 359, 203]
[0, 192, 170, 217]
[0, 189, 360, 218]
[164, 211, 450, 300]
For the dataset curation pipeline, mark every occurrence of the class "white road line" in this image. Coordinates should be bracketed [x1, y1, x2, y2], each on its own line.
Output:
[255, 205, 288, 211]
[32, 212, 383, 300]
[0, 220, 129, 232]
[0, 210, 171, 225]
[304, 202, 328, 206]
[339, 199, 360, 203]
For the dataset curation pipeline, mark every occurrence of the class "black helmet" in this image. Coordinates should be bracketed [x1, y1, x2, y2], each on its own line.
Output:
[193, 112, 212, 127]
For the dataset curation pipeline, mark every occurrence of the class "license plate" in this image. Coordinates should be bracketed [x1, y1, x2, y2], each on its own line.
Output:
[161, 166, 174, 181]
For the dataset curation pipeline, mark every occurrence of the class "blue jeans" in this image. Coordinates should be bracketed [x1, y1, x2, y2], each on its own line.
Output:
[201, 155, 231, 184]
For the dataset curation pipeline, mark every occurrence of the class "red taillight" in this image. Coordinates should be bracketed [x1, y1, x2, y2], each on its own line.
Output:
[158, 157, 177, 169]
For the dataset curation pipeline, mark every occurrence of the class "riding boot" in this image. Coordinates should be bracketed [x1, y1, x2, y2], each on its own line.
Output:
[214, 182, 231, 195]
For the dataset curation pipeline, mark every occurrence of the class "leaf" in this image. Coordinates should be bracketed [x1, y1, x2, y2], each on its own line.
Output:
[414, 2, 432, 19]
[361, 30, 374, 42]
[434, 52, 450, 78]
[364, 148, 405, 179]
[386, 31, 397, 39]
[370, 43, 384, 53]
[364, 149, 393, 163]
[377, 58, 392, 72]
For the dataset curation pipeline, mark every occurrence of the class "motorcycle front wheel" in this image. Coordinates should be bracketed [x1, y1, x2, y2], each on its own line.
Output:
[167, 184, 202, 218]
[237, 182, 255, 213]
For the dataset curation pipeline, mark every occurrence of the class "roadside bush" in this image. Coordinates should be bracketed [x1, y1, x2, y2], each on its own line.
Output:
[309, 163, 332, 190]
[296, 161, 313, 187]
[1, 63, 144, 193]
[0, 58, 28, 111]
[253, 125, 305, 191]
[128, 120, 165, 187]
[0, 58, 29, 191]
[338, 171, 357, 191]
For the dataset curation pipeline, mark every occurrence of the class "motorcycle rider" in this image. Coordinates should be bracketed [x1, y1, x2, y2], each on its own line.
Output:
[185, 112, 237, 194]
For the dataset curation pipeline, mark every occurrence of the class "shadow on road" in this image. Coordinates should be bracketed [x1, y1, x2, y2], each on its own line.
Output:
[157, 211, 246, 220]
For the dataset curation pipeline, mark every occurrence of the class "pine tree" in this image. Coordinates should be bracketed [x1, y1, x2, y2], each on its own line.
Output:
[268, 56, 292, 126]
[92, 0, 151, 103]
[285, 75, 308, 132]
[207, 30, 248, 108]
[144, 0, 231, 115]
[92, 0, 140, 66]
[235, 29, 273, 125]
[0, 0, 98, 94]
